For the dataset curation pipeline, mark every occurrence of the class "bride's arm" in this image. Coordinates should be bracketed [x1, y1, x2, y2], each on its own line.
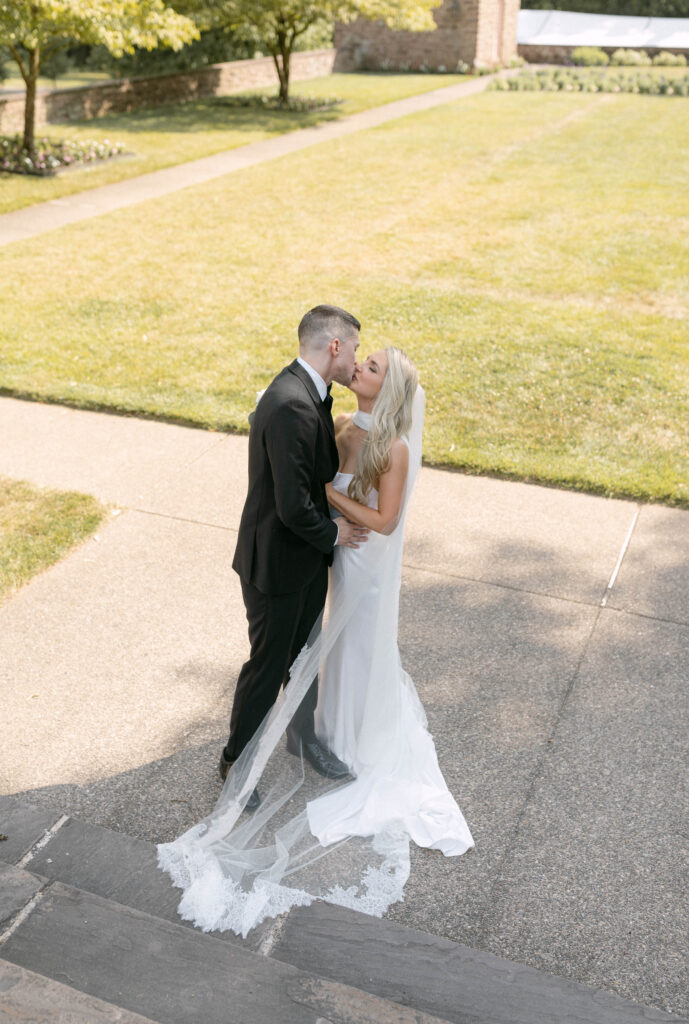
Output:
[326, 440, 408, 535]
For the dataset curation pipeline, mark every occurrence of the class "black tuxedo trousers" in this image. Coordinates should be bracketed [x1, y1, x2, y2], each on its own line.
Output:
[226, 565, 328, 760]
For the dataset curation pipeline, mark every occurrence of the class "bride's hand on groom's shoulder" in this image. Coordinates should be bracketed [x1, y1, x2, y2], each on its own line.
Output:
[336, 519, 369, 548]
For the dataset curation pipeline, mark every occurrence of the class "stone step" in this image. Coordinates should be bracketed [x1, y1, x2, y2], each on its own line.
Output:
[1, 878, 450, 1024]
[0, 958, 159, 1023]
[2, 797, 687, 1024]
[273, 901, 688, 1024]
[0, 860, 46, 928]
[0, 798, 64, 863]
[0, 797, 273, 952]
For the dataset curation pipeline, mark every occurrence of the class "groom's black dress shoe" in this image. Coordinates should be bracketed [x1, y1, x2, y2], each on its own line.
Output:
[218, 750, 260, 812]
[286, 731, 350, 779]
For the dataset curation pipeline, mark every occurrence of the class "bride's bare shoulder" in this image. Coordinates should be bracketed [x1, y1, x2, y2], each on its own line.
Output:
[390, 436, 409, 460]
[334, 413, 353, 441]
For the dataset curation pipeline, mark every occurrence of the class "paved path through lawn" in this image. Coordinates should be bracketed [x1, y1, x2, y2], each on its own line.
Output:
[1, 395, 688, 1019]
[0, 75, 502, 246]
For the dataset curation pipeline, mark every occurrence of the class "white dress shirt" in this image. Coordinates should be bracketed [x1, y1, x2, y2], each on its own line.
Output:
[297, 356, 328, 401]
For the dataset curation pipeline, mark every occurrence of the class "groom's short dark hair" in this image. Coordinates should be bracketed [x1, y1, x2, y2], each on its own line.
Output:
[298, 305, 361, 350]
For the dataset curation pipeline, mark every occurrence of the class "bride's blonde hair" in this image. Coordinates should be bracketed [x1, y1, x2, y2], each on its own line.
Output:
[349, 347, 419, 504]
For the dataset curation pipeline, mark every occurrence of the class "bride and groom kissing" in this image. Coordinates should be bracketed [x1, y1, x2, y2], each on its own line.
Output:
[158, 304, 473, 935]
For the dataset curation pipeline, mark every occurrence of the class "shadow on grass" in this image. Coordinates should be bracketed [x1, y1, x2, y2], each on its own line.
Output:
[57, 94, 344, 138]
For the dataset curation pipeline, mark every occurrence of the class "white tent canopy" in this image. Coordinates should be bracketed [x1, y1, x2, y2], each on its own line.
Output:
[517, 9, 689, 50]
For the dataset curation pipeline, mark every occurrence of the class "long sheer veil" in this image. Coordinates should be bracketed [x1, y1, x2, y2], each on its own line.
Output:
[158, 388, 464, 937]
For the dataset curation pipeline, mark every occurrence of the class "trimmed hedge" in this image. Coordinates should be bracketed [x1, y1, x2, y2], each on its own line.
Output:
[489, 67, 689, 94]
[611, 48, 652, 65]
[652, 50, 688, 65]
[521, 1, 689, 16]
[572, 46, 609, 66]
[573, 48, 687, 69]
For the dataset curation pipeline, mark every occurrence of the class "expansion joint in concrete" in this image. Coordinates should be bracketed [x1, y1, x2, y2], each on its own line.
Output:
[602, 603, 689, 631]
[472, 602, 605, 944]
[133, 506, 239, 533]
[18, 814, 69, 868]
[0, 881, 52, 947]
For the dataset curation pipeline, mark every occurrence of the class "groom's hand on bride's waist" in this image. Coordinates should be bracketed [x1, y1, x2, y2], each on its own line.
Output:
[336, 519, 369, 548]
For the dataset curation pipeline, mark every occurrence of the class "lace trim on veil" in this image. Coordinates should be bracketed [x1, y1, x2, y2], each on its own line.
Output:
[158, 823, 410, 938]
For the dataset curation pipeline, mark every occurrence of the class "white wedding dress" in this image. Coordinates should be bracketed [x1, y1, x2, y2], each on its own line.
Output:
[158, 389, 473, 937]
[309, 471, 473, 856]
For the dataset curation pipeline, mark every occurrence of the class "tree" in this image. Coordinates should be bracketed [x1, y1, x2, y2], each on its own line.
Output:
[0, 1, 199, 152]
[185, 0, 442, 105]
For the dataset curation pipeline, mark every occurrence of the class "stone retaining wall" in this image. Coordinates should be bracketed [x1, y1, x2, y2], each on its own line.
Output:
[518, 42, 689, 64]
[0, 49, 335, 134]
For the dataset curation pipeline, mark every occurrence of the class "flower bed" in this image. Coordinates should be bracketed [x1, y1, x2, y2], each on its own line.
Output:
[215, 92, 342, 113]
[0, 135, 126, 176]
[489, 68, 689, 96]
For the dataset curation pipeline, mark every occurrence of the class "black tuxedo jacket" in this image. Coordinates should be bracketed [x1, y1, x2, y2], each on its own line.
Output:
[232, 360, 339, 595]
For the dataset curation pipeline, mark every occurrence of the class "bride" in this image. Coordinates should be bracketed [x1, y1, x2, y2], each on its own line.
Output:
[158, 347, 473, 936]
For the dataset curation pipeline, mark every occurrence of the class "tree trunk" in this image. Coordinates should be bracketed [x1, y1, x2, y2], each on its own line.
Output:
[271, 50, 288, 104]
[278, 52, 290, 104]
[271, 24, 292, 105]
[23, 47, 40, 154]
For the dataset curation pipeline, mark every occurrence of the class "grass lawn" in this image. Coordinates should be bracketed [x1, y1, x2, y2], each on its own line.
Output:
[0, 73, 468, 214]
[1, 90, 687, 505]
[0, 478, 107, 601]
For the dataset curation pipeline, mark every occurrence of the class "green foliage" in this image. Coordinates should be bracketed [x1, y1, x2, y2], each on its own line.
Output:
[611, 48, 652, 65]
[653, 50, 687, 65]
[186, 0, 441, 101]
[521, 0, 689, 15]
[571, 46, 609, 66]
[38, 46, 71, 83]
[217, 91, 341, 110]
[83, 26, 257, 78]
[0, 0, 199, 149]
[489, 66, 689, 94]
[0, 1, 198, 59]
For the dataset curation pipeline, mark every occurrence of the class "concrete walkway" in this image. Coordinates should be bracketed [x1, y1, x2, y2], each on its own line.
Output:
[0, 75, 498, 246]
[1, 395, 688, 1019]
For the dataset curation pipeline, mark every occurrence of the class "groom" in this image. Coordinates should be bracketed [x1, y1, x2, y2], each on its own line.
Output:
[221, 305, 368, 789]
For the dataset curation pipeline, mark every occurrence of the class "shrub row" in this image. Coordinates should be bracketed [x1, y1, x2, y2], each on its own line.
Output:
[572, 46, 687, 66]
[217, 93, 341, 112]
[521, 0, 689, 16]
[490, 67, 689, 95]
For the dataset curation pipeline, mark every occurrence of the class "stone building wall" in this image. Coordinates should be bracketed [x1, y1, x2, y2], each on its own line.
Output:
[0, 49, 335, 135]
[334, 0, 521, 73]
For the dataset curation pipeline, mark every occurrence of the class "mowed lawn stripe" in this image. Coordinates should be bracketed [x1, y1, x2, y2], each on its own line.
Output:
[0, 73, 469, 215]
[1, 91, 687, 505]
